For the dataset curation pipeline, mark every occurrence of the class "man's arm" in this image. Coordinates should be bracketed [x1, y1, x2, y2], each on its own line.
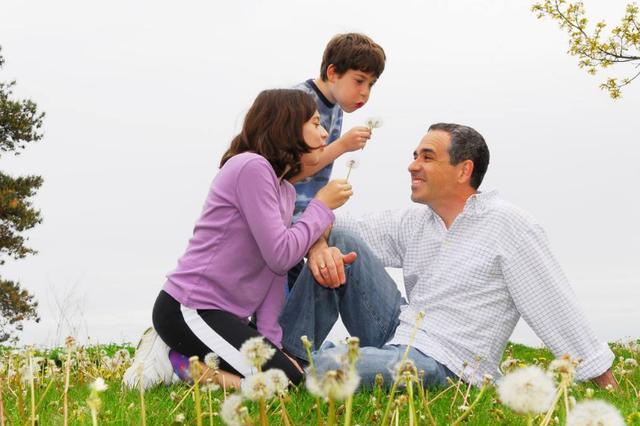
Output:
[502, 224, 615, 386]
[301, 127, 372, 177]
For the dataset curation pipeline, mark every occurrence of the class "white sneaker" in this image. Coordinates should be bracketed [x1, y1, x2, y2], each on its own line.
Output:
[123, 327, 179, 389]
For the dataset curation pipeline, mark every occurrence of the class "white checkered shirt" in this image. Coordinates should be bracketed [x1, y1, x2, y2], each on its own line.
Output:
[335, 190, 613, 384]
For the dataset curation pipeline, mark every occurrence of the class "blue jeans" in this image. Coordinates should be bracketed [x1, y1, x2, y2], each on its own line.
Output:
[279, 229, 454, 388]
[312, 343, 456, 388]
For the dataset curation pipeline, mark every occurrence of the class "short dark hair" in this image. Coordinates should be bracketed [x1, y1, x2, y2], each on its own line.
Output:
[428, 123, 490, 190]
[220, 89, 317, 180]
[320, 33, 386, 81]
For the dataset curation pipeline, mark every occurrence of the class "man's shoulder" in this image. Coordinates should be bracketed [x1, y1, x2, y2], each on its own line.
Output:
[484, 194, 541, 232]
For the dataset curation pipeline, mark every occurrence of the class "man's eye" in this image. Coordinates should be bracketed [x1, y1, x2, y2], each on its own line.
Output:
[355, 79, 364, 84]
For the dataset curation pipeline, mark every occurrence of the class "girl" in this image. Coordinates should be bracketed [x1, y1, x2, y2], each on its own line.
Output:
[152, 89, 352, 387]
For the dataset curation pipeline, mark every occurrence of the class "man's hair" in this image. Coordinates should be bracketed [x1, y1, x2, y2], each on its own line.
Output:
[220, 89, 317, 180]
[320, 33, 386, 81]
[428, 123, 490, 190]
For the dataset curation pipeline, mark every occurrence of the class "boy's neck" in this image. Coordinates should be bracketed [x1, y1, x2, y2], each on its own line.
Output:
[313, 78, 336, 104]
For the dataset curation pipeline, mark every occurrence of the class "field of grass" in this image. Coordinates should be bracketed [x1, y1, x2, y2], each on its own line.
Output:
[1, 340, 639, 425]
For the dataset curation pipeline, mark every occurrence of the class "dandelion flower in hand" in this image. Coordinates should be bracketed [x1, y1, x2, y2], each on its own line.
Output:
[239, 336, 275, 370]
[204, 352, 219, 370]
[345, 157, 360, 181]
[496, 366, 556, 415]
[366, 117, 383, 130]
[567, 400, 625, 426]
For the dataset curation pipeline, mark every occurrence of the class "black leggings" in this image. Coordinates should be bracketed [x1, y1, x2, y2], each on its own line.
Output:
[152, 291, 303, 385]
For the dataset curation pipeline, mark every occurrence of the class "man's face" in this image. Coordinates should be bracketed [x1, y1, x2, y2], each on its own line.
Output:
[328, 68, 377, 113]
[408, 130, 461, 205]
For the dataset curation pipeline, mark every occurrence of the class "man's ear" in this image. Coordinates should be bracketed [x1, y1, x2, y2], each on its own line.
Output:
[458, 160, 474, 185]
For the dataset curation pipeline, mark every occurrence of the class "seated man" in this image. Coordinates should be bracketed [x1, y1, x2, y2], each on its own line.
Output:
[279, 122, 615, 388]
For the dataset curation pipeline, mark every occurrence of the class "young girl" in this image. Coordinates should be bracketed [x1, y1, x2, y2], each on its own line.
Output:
[152, 89, 352, 387]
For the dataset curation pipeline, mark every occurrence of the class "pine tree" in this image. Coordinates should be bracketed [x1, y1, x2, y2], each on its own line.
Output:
[0, 46, 45, 342]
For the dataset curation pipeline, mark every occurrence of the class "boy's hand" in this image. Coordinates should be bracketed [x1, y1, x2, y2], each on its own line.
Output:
[339, 126, 372, 152]
[315, 179, 353, 210]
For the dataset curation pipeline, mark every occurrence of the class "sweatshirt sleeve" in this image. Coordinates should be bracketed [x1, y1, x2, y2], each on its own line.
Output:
[235, 158, 335, 275]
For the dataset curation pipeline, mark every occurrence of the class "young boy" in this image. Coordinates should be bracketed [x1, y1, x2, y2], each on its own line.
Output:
[288, 33, 386, 288]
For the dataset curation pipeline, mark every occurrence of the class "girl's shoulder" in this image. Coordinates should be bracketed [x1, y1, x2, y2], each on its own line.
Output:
[222, 152, 276, 181]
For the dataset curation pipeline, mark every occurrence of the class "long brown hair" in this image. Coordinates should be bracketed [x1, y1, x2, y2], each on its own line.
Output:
[219, 89, 317, 180]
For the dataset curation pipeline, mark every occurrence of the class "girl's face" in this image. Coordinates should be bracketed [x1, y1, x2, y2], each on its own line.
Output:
[300, 111, 328, 166]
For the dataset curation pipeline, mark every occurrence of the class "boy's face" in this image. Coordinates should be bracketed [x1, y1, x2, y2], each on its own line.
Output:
[327, 67, 377, 113]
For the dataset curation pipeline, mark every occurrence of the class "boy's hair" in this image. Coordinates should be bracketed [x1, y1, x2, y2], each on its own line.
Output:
[320, 33, 386, 81]
[220, 89, 317, 181]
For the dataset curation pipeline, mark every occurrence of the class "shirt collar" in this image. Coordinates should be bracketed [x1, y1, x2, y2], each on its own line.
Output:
[464, 190, 498, 215]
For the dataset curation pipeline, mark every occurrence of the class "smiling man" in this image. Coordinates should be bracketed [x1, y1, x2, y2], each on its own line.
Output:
[279, 122, 616, 389]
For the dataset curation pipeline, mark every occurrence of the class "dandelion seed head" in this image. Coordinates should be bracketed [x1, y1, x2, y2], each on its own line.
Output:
[549, 355, 577, 376]
[305, 367, 360, 401]
[204, 352, 219, 370]
[239, 337, 275, 369]
[366, 117, 383, 130]
[624, 358, 638, 368]
[300, 335, 312, 348]
[500, 358, 519, 373]
[266, 368, 289, 394]
[220, 394, 245, 426]
[497, 366, 556, 415]
[392, 359, 418, 383]
[91, 377, 109, 392]
[567, 400, 625, 426]
[65, 336, 76, 350]
[175, 413, 186, 423]
[240, 372, 275, 401]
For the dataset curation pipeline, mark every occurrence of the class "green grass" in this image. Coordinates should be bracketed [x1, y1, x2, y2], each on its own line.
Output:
[1, 341, 639, 425]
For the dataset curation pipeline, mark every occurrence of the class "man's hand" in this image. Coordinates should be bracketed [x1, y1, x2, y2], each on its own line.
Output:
[592, 368, 618, 389]
[308, 244, 357, 288]
[338, 126, 371, 152]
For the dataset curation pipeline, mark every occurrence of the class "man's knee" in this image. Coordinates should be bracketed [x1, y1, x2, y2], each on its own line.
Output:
[328, 228, 370, 254]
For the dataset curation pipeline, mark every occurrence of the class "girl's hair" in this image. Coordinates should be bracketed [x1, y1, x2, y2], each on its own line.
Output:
[219, 89, 317, 180]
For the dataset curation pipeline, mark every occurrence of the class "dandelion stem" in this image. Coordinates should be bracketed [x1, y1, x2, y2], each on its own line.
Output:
[407, 379, 417, 426]
[328, 397, 336, 426]
[381, 380, 399, 425]
[451, 383, 488, 426]
[344, 394, 353, 426]
[63, 347, 72, 426]
[259, 398, 268, 426]
[138, 370, 146, 426]
[28, 351, 36, 426]
[540, 377, 565, 426]
[35, 378, 55, 411]
[279, 394, 293, 426]
[0, 375, 5, 426]
[208, 389, 214, 426]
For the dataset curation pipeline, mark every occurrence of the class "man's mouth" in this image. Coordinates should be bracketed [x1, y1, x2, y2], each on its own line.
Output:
[411, 176, 425, 188]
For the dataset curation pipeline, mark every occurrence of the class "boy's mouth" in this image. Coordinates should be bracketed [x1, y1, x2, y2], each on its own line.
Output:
[355, 102, 364, 109]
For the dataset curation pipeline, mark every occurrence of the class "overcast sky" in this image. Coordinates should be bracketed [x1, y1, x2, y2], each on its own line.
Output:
[1, 0, 638, 348]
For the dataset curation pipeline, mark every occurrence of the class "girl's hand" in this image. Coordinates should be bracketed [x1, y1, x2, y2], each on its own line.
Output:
[315, 179, 353, 209]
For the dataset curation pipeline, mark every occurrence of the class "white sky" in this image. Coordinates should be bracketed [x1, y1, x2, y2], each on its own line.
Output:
[1, 0, 638, 348]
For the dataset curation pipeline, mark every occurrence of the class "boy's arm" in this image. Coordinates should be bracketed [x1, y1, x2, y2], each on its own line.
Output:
[302, 126, 372, 177]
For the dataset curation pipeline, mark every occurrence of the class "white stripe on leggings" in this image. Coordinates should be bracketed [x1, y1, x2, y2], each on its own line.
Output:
[179, 305, 256, 377]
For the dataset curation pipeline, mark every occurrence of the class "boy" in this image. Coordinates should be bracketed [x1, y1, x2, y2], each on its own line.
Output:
[288, 33, 386, 288]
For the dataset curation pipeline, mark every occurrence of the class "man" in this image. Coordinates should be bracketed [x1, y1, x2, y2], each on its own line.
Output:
[279, 123, 616, 388]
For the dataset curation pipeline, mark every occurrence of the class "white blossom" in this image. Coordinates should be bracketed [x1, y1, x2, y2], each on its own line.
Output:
[567, 400, 625, 426]
[240, 372, 275, 401]
[497, 366, 556, 415]
[204, 352, 219, 370]
[91, 377, 109, 392]
[220, 394, 245, 426]
[366, 117, 383, 130]
[624, 358, 638, 368]
[266, 368, 289, 394]
[306, 367, 360, 401]
[239, 337, 275, 369]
